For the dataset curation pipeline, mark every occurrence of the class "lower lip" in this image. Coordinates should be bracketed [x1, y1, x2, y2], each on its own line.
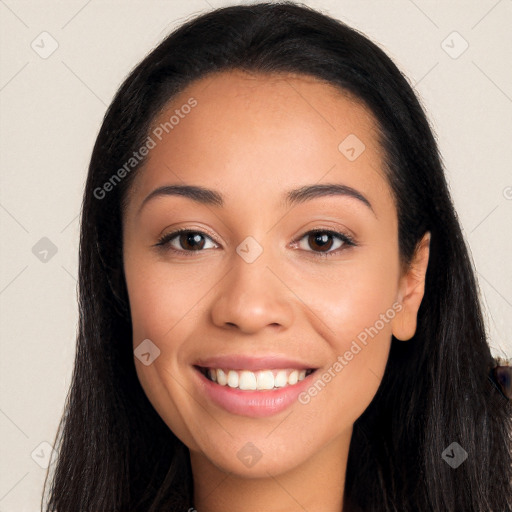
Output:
[193, 367, 316, 418]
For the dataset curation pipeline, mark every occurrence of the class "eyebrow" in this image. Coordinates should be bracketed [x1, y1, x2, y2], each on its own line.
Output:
[137, 182, 375, 216]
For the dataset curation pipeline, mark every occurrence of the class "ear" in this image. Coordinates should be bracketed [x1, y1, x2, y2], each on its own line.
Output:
[391, 231, 431, 341]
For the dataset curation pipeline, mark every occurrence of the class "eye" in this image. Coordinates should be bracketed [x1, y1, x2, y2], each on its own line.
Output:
[292, 229, 356, 257]
[155, 229, 218, 255]
[155, 227, 356, 258]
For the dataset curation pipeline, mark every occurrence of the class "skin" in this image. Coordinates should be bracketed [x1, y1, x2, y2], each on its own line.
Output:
[122, 69, 430, 512]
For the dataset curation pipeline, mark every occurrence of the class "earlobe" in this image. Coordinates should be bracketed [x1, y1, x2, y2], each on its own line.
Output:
[392, 231, 431, 341]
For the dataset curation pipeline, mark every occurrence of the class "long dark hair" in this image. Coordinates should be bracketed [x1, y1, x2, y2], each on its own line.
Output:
[42, 2, 512, 510]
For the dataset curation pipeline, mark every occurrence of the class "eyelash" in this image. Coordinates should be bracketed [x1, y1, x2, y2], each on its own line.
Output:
[155, 227, 357, 258]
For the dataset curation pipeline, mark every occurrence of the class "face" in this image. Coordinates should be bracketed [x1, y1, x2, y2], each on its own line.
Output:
[122, 70, 429, 479]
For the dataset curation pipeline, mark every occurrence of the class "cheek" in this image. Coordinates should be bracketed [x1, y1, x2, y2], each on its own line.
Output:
[125, 256, 210, 450]
[125, 256, 210, 342]
[323, 263, 398, 340]
[294, 252, 399, 417]
[297, 245, 400, 344]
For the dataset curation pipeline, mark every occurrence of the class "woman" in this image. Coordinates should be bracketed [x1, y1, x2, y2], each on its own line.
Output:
[42, 2, 512, 511]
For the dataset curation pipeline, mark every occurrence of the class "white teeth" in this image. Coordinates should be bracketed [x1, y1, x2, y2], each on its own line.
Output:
[227, 370, 239, 388]
[274, 370, 288, 388]
[288, 370, 299, 385]
[216, 368, 227, 386]
[256, 370, 274, 390]
[204, 367, 312, 390]
[239, 370, 257, 390]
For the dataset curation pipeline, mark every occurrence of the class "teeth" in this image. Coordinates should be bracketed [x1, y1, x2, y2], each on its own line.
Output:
[216, 368, 227, 386]
[274, 370, 288, 388]
[227, 370, 239, 388]
[256, 370, 274, 390]
[204, 367, 313, 390]
[240, 370, 258, 390]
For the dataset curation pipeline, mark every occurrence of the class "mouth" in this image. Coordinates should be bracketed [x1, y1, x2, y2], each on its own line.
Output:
[193, 359, 320, 417]
[194, 365, 317, 391]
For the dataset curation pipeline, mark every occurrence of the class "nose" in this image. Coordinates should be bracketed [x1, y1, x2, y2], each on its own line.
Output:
[210, 245, 295, 334]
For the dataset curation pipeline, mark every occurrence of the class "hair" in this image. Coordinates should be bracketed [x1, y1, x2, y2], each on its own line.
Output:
[42, 2, 512, 511]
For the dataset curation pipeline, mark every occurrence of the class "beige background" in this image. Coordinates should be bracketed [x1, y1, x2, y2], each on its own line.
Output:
[0, 0, 511, 509]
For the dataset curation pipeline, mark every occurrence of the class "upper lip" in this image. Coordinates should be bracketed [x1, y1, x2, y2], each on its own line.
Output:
[194, 354, 317, 372]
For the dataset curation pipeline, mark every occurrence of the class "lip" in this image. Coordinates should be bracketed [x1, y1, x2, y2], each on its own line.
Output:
[193, 354, 315, 372]
[192, 363, 318, 418]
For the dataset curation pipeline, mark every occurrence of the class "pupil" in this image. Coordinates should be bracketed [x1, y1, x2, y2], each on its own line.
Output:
[183, 233, 204, 250]
[312, 233, 332, 251]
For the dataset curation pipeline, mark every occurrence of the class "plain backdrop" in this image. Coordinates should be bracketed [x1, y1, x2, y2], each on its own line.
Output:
[0, 1, 511, 509]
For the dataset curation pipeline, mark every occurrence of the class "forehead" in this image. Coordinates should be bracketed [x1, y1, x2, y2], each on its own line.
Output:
[126, 69, 392, 217]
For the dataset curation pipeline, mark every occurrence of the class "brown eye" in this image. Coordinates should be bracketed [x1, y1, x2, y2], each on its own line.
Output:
[307, 232, 335, 252]
[155, 229, 218, 253]
[294, 229, 356, 257]
[178, 232, 206, 251]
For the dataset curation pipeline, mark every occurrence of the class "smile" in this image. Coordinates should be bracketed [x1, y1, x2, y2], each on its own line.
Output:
[198, 367, 315, 390]
[194, 364, 319, 417]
